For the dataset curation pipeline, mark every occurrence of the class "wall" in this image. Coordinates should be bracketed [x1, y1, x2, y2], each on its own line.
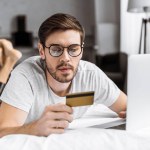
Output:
[94, 0, 120, 24]
[0, 0, 94, 38]
[120, 0, 150, 55]
[94, 0, 120, 55]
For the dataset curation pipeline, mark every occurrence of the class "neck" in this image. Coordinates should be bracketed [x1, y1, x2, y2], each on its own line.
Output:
[46, 71, 71, 97]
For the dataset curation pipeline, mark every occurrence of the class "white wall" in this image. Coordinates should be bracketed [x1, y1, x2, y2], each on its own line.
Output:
[94, 0, 120, 55]
[120, 0, 150, 55]
[0, 0, 94, 38]
[95, 23, 119, 55]
[94, 0, 120, 24]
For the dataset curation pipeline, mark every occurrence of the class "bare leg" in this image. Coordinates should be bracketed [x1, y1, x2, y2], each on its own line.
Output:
[0, 39, 22, 83]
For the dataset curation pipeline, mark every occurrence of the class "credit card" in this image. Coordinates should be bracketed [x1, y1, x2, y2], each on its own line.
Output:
[66, 91, 94, 107]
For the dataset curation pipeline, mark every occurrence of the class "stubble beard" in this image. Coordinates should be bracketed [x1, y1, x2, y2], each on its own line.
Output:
[45, 60, 78, 83]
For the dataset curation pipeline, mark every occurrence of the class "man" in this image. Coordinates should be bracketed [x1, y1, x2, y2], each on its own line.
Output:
[0, 13, 127, 137]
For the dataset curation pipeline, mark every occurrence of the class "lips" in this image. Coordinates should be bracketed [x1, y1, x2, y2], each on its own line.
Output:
[57, 62, 73, 73]
[58, 66, 71, 69]
[57, 64, 73, 70]
[58, 67, 72, 72]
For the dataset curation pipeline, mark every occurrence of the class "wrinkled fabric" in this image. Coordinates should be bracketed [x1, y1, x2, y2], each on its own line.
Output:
[0, 128, 150, 150]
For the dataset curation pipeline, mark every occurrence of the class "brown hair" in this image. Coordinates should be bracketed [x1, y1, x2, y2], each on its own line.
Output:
[38, 13, 85, 47]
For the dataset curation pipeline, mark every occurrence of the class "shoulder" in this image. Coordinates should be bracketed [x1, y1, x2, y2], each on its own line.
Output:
[12, 56, 45, 78]
[76, 60, 109, 82]
[78, 60, 98, 70]
[78, 60, 102, 73]
[75, 60, 106, 81]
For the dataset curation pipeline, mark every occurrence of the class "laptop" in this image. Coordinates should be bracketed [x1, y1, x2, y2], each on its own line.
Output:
[69, 54, 150, 132]
[126, 54, 150, 132]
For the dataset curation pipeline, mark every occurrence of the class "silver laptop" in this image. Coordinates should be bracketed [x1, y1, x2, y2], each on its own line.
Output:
[126, 54, 150, 132]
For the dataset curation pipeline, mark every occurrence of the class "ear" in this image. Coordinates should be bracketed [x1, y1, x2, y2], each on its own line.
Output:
[38, 42, 45, 60]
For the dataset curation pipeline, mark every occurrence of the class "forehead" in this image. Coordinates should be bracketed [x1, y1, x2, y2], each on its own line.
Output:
[45, 30, 81, 45]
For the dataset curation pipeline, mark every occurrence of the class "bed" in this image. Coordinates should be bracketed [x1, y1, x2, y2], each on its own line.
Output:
[0, 105, 150, 150]
[0, 128, 150, 150]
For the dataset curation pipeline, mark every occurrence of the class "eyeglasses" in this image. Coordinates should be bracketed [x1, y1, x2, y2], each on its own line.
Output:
[44, 44, 83, 57]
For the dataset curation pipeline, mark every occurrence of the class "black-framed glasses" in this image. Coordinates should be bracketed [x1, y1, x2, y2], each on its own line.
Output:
[44, 44, 83, 57]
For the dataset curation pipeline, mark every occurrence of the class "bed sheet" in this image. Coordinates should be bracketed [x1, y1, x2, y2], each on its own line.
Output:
[0, 128, 150, 150]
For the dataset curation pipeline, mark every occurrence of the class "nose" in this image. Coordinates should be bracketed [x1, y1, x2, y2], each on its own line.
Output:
[59, 48, 70, 62]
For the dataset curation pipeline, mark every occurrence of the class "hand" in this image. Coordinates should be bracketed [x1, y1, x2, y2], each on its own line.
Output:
[30, 103, 73, 136]
[118, 111, 126, 118]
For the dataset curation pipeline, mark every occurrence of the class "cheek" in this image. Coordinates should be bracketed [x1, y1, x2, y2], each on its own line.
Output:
[46, 57, 58, 70]
[73, 58, 81, 69]
[77, 53, 82, 63]
[80, 51, 83, 58]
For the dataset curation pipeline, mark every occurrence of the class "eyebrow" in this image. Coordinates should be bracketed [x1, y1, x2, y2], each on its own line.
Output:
[46, 43, 81, 47]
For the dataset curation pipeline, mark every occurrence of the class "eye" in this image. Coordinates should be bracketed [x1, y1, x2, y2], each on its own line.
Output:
[51, 46, 63, 55]
[50, 45, 63, 56]
[51, 46, 62, 52]
[69, 45, 80, 52]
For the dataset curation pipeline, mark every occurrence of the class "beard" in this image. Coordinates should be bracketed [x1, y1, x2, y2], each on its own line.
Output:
[45, 59, 78, 83]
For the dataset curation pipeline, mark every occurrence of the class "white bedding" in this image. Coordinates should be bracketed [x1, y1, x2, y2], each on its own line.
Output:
[0, 128, 150, 150]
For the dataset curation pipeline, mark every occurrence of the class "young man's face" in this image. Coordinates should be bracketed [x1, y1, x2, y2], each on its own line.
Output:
[39, 30, 83, 83]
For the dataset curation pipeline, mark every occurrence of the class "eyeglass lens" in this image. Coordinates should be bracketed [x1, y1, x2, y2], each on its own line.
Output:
[49, 44, 82, 57]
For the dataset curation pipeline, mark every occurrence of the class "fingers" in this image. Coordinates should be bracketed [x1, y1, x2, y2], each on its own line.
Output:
[45, 103, 73, 114]
[47, 120, 69, 129]
[32, 120, 66, 136]
[43, 104, 73, 123]
[44, 128, 65, 136]
[44, 111, 73, 123]
[34, 104, 73, 136]
[42, 120, 69, 136]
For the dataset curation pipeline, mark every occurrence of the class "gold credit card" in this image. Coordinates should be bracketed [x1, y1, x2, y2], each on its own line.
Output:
[66, 91, 94, 107]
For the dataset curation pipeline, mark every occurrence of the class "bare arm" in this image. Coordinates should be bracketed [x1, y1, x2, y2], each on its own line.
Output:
[0, 102, 73, 137]
[109, 91, 127, 118]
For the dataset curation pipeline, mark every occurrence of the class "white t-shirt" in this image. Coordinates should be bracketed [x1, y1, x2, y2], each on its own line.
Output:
[0, 56, 120, 123]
